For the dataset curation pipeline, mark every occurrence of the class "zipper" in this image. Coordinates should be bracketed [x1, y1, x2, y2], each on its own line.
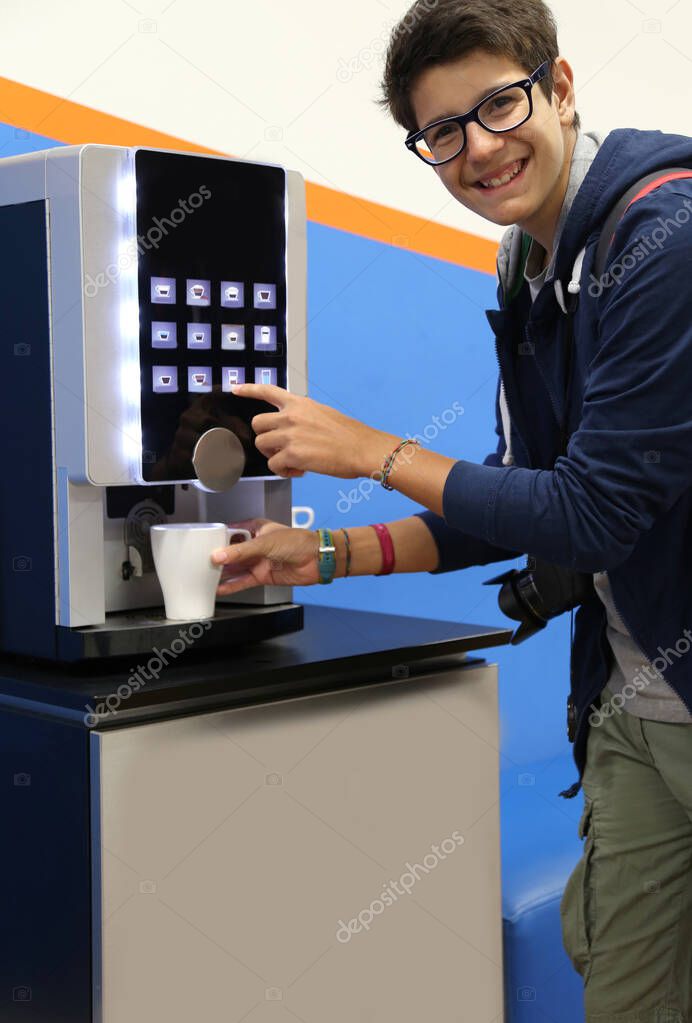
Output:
[528, 320, 563, 439]
[494, 326, 533, 468]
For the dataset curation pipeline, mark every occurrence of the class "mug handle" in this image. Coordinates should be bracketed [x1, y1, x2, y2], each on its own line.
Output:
[225, 527, 252, 546]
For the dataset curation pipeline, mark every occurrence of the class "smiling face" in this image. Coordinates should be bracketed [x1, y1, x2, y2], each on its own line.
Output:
[409, 49, 577, 252]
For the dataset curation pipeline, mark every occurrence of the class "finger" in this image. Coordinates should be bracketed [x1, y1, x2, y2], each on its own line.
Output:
[217, 571, 259, 596]
[211, 538, 266, 565]
[230, 383, 290, 408]
[251, 410, 288, 434]
[267, 451, 302, 478]
[254, 428, 288, 457]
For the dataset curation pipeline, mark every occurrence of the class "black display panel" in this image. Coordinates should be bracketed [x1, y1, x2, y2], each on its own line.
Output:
[135, 149, 287, 482]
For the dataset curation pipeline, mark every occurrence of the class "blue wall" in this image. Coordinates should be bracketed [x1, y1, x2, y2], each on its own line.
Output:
[0, 124, 575, 780]
[295, 222, 574, 776]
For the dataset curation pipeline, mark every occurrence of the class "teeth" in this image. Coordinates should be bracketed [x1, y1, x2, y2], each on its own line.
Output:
[480, 159, 524, 189]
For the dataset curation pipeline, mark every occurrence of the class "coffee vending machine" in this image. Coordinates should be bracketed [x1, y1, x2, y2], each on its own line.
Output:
[0, 144, 307, 661]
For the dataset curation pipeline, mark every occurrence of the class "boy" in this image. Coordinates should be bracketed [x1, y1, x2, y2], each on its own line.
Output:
[216, 0, 692, 1014]
[378, 1, 692, 1018]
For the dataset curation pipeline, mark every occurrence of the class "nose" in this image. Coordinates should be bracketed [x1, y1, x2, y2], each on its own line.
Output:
[463, 121, 506, 167]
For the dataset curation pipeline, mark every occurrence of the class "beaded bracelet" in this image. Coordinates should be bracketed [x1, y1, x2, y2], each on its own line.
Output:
[342, 528, 352, 577]
[380, 438, 420, 490]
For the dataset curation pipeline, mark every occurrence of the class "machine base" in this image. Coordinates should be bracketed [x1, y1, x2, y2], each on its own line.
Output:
[54, 603, 304, 662]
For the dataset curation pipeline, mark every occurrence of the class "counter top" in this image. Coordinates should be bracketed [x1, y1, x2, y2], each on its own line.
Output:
[0, 605, 511, 727]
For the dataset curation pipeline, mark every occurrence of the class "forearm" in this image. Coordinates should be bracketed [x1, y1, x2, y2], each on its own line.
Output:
[330, 515, 439, 577]
[360, 431, 456, 516]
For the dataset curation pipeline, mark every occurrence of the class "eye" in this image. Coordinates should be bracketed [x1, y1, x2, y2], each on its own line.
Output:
[431, 124, 449, 142]
[490, 95, 513, 111]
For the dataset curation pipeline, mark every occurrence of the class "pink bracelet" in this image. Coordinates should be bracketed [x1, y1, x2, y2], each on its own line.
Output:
[371, 523, 395, 576]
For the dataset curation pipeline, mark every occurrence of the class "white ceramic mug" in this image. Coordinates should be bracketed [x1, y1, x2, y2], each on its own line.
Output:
[150, 523, 251, 621]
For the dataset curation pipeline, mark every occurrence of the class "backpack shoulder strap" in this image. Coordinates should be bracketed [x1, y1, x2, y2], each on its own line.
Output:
[594, 168, 692, 279]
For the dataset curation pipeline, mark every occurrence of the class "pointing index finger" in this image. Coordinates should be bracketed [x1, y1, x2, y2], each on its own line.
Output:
[230, 383, 289, 409]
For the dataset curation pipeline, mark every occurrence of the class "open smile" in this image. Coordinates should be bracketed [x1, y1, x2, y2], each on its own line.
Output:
[474, 156, 529, 193]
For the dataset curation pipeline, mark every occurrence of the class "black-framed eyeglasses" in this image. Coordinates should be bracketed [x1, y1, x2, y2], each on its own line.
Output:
[405, 61, 551, 167]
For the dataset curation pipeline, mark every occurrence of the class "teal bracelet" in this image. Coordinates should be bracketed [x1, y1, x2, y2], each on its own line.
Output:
[316, 527, 337, 584]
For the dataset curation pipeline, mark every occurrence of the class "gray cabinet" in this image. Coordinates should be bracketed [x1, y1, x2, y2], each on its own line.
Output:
[92, 663, 503, 1022]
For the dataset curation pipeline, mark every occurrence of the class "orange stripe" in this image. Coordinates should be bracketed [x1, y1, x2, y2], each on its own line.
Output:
[0, 74, 498, 275]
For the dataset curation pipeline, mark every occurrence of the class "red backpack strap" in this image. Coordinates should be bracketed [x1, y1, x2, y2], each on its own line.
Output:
[593, 167, 692, 280]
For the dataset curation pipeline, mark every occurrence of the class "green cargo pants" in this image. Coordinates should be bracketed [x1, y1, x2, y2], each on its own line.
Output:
[560, 684, 692, 1022]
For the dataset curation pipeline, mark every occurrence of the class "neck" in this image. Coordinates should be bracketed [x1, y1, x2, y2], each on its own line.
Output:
[520, 129, 577, 256]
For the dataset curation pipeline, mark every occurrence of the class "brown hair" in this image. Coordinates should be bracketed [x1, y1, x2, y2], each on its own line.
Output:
[379, 0, 580, 134]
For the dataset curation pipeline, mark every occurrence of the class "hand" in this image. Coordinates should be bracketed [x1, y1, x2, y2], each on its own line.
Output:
[211, 518, 322, 595]
[230, 382, 390, 479]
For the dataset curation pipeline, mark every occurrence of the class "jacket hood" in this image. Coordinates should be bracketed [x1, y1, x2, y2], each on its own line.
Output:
[496, 128, 692, 306]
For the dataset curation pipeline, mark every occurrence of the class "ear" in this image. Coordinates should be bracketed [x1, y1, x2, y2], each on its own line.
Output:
[551, 56, 576, 129]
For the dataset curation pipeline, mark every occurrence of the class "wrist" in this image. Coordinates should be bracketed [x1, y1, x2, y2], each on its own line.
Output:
[360, 431, 403, 480]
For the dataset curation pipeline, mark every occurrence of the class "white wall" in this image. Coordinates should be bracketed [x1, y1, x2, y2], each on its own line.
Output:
[0, 0, 689, 242]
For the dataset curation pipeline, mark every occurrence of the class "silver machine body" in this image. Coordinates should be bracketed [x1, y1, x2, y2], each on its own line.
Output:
[0, 144, 308, 660]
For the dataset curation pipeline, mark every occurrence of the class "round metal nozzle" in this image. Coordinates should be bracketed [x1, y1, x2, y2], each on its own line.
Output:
[192, 427, 247, 493]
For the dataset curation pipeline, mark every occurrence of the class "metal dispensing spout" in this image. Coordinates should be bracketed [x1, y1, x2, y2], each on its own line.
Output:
[191, 427, 247, 493]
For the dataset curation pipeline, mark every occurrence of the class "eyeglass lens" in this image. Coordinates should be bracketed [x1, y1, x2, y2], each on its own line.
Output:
[415, 85, 531, 164]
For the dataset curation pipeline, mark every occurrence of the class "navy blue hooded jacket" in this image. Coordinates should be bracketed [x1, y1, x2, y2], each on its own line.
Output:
[415, 128, 692, 794]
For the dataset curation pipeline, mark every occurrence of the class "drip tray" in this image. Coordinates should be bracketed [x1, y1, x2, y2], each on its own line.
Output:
[55, 603, 304, 662]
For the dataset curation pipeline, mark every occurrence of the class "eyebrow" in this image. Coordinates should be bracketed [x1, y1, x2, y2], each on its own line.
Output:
[425, 77, 519, 125]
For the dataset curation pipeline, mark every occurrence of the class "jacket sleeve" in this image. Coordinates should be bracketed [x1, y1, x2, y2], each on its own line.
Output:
[436, 183, 692, 573]
[414, 376, 520, 574]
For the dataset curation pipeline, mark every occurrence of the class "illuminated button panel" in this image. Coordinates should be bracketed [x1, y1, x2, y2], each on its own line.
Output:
[146, 276, 281, 393]
[135, 149, 287, 481]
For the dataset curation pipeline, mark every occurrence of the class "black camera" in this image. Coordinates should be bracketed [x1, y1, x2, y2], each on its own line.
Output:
[485, 557, 593, 644]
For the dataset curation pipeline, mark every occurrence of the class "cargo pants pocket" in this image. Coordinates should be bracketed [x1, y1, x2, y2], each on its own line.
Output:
[560, 797, 596, 983]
